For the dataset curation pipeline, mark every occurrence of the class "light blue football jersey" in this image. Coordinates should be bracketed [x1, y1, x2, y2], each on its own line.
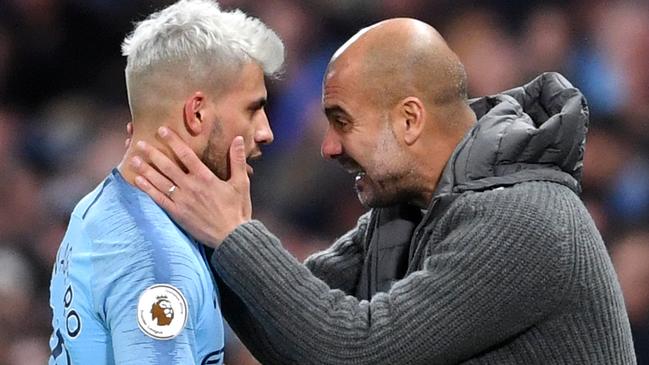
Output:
[49, 169, 224, 365]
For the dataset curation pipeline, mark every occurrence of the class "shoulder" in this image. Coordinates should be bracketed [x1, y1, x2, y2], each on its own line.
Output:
[450, 181, 580, 227]
[75, 177, 193, 256]
[429, 182, 584, 293]
[73, 178, 206, 291]
[438, 181, 585, 264]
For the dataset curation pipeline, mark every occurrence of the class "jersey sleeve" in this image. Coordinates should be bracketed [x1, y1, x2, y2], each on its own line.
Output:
[88, 227, 206, 364]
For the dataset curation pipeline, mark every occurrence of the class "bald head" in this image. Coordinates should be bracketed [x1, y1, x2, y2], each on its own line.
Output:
[327, 18, 468, 112]
[321, 19, 475, 208]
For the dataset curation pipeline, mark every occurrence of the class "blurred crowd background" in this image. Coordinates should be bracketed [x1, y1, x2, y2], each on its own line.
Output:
[0, 0, 647, 363]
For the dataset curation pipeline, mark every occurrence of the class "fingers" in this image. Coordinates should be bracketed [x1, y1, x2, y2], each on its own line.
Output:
[134, 175, 175, 212]
[135, 140, 187, 187]
[131, 158, 178, 213]
[228, 137, 252, 220]
[228, 136, 250, 190]
[131, 154, 176, 193]
[157, 127, 212, 178]
[125, 122, 133, 149]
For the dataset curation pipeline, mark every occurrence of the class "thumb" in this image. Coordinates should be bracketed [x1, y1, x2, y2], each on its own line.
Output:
[228, 136, 249, 187]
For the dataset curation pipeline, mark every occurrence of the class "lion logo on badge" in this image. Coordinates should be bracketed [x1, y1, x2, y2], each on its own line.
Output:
[137, 284, 188, 339]
[151, 297, 174, 326]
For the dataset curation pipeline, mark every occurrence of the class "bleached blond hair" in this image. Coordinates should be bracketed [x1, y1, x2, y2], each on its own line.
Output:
[121, 0, 284, 116]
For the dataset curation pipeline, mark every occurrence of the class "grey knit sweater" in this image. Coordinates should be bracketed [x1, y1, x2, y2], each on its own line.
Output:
[210, 73, 636, 364]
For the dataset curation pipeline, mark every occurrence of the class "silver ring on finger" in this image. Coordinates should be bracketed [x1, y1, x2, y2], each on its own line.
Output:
[166, 185, 177, 198]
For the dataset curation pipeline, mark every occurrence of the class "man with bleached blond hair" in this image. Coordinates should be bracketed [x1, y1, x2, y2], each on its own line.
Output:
[48, 1, 284, 363]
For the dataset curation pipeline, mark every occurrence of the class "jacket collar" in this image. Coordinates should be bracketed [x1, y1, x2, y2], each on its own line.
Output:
[433, 72, 589, 199]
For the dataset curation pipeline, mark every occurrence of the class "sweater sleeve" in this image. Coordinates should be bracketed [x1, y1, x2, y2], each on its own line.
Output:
[215, 214, 371, 364]
[211, 183, 575, 364]
[302, 212, 370, 294]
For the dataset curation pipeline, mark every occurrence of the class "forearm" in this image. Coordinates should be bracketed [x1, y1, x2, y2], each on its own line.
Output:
[211, 189, 573, 364]
[216, 218, 368, 364]
[213, 221, 405, 364]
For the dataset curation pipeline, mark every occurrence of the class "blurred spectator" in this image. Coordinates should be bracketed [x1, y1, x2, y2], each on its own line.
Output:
[0, 246, 35, 334]
[611, 230, 649, 364]
[444, 9, 523, 97]
[581, 126, 631, 239]
[0, 108, 18, 170]
[0, 167, 44, 244]
[520, 5, 573, 79]
[6, 337, 49, 365]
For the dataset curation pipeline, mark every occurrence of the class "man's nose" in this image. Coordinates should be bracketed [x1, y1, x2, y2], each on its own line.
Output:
[255, 111, 274, 145]
[321, 126, 342, 160]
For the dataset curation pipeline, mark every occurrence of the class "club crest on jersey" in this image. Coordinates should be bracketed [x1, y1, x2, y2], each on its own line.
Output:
[137, 284, 188, 340]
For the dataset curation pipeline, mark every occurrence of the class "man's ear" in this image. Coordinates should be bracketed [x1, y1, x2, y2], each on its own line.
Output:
[183, 92, 205, 136]
[396, 97, 425, 145]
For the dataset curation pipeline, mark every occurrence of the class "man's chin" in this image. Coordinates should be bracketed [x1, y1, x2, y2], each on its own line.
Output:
[355, 188, 404, 208]
[354, 176, 384, 208]
[355, 188, 376, 208]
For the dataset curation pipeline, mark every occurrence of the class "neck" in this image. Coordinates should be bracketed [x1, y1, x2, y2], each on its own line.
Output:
[407, 123, 472, 208]
[118, 127, 179, 186]
[406, 168, 441, 209]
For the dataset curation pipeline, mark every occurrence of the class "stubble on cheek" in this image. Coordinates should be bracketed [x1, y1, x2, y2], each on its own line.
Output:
[200, 122, 229, 180]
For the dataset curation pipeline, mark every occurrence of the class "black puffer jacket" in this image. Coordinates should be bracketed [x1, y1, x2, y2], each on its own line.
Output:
[450, 72, 587, 194]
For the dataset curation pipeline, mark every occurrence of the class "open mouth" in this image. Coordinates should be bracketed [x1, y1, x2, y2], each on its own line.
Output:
[338, 157, 366, 184]
[340, 161, 362, 175]
[341, 164, 366, 183]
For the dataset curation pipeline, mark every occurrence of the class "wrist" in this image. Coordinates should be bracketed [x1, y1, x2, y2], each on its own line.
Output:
[206, 219, 249, 248]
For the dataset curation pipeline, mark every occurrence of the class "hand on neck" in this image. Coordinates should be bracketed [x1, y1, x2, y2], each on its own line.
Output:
[118, 137, 150, 186]
[117, 128, 179, 187]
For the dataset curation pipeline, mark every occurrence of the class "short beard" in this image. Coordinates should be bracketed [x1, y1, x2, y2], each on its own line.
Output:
[355, 173, 418, 208]
[201, 121, 227, 179]
[356, 118, 416, 208]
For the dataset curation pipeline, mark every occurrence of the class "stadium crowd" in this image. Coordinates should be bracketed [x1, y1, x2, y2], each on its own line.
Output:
[0, 0, 647, 363]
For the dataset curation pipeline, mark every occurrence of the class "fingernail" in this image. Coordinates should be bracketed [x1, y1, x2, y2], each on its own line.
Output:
[158, 127, 168, 137]
[136, 140, 146, 150]
[235, 136, 244, 146]
[130, 156, 141, 168]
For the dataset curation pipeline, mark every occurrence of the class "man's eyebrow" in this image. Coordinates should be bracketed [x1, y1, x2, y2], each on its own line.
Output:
[324, 105, 350, 119]
[248, 97, 267, 109]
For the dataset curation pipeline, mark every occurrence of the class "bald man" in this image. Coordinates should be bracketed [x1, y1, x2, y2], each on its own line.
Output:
[132, 18, 636, 364]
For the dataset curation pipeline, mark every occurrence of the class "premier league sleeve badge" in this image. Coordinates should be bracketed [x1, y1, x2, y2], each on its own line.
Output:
[137, 284, 188, 340]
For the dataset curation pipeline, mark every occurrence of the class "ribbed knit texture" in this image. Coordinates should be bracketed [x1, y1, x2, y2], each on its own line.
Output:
[212, 181, 636, 364]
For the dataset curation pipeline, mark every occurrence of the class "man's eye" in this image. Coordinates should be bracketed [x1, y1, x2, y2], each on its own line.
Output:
[249, 106, 263, 117]
[334, 119, 348, 129]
